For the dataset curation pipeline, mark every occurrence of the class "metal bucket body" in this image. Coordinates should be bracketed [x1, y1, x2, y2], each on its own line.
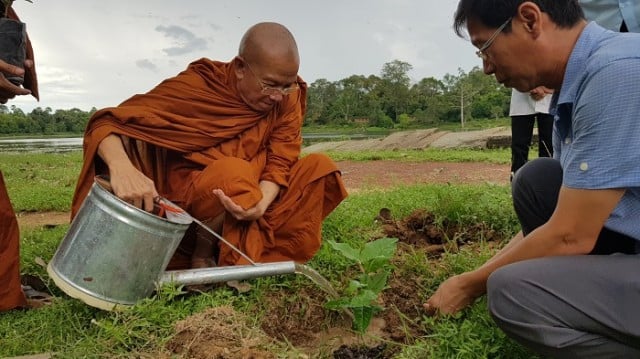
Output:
[47, 180, 189, 310]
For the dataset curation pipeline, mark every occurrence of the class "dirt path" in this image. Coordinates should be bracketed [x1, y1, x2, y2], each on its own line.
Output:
[15, 160, 509, 229]
[338, 160, 508, 192]
[16, 211, 70, 229]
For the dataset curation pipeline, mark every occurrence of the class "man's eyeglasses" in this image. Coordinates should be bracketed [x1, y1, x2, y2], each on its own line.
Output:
[476, 17, 512, 61]
[244, 61, 299, 96]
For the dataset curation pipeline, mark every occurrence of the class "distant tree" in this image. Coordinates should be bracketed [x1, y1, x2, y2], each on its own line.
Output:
[437, 67, 508, 127]
[306, 78, 337, 125]
[328, 75, 377, 124]
[377, 60, 412, 122]
[409, 77, 447, 125]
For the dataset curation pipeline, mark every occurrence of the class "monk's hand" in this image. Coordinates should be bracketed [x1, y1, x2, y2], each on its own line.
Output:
[423, 273, 480, 316]
[529, 86, 549, 101]
[0, 59, 31, 103]
[109, 164, 158, 212]
[212, 189, 267, 221]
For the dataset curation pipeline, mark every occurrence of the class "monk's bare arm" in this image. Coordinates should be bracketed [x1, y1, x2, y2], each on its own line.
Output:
[258, 180, 279, 210]
[97, 134, 158, 212]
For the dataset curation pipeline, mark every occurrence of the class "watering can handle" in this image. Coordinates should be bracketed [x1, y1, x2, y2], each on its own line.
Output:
[94, 176, 165, 217]
[94, 176, 114, 193]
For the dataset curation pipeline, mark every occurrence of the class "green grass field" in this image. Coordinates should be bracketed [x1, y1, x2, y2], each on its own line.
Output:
[0, 150, 539, 358]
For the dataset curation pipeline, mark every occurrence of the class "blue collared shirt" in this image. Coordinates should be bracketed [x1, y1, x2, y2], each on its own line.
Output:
[552, 22, 640, 240]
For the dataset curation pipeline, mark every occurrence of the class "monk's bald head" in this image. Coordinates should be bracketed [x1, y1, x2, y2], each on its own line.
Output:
[238, 22, 299, 67]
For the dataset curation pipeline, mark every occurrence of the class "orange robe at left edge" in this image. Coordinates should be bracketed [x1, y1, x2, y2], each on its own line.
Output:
[0, 7, 38, 311]
[0, 171, 26, 310]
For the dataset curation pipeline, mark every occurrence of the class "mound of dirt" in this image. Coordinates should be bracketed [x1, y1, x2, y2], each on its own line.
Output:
[303, 127, 513, 153]
[378, 208, 498, 255]
[164, 306, 276, 359]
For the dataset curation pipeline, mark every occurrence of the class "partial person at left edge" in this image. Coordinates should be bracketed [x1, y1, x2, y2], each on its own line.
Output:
[1, 5, 51, 311]
[0, 7, 38, 103]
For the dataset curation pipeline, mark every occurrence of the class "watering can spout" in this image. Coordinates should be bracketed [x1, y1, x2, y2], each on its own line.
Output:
[159, 261, 298, 287]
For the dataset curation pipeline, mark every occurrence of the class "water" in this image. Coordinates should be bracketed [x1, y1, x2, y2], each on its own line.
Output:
[294, 263, 354, 320]
[0, 137, 83, 153]
[0, 133, 387, 153]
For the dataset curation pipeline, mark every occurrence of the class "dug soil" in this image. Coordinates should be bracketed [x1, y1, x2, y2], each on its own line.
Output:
[161, 208, 503, 358]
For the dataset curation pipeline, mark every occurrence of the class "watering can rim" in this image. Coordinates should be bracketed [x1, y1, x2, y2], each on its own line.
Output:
[92, 175, 190, 227]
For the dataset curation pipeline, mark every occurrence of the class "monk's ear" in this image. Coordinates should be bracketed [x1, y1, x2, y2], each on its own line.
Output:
[234, 56, 247, 80]
[517, 1, 542, 39]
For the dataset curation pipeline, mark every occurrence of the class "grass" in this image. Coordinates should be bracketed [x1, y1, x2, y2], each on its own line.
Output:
[0, 150, 539, 358]
[0, 151, 82, 212]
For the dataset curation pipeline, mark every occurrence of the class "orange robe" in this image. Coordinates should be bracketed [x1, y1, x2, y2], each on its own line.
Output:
[0, 8, 38, 311]
[0, 171, 26, 310]
[71, 58, 347, 267]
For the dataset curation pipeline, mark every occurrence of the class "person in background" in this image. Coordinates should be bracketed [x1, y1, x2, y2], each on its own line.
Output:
[425, 0, 640, 357]
[72, 22, 348, 271]
[579, 0, 639, 32]
[508, 86, 553, 179]
[0, 6, 49, 311]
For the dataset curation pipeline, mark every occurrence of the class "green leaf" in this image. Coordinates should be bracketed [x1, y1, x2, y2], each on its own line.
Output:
[360, 237, 398, 266]
[362, 257, 392, 273]
[327, 240, 361, 263]
[325, 298, 350, 310]
[346, 280, 365, 295]
[351, 306, 377, 333]
[347, 290, 379, 307]
[362, 271, 389, 294]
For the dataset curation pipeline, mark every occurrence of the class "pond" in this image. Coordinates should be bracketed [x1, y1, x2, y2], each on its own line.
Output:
[0, 137, 83, 153]
[0, 133, 386, 153]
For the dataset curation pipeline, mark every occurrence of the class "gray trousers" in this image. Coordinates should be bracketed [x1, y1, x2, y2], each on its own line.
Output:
[487, 158, 640, 358]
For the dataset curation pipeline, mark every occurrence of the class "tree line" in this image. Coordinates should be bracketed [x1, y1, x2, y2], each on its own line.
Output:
[0, 60, 511, 136]
[305, 60, 511, 129]
[0, 106, 97, 135]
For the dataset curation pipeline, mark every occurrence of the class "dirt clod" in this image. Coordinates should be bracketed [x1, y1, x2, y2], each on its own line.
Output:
[165, 306, 275, 359]
[381, 208, 497, 254]
[333, 343, 389, 359]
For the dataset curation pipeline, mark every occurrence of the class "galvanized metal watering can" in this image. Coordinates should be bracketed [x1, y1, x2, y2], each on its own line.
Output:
[47, 178, 297, 311]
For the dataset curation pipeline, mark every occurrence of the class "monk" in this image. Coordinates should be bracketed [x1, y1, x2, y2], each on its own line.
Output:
[1, 7, 42, 311]
[71, 22, 348, 269]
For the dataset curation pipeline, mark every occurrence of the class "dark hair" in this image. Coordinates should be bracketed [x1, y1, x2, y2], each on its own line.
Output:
[453, 0, 584, 37]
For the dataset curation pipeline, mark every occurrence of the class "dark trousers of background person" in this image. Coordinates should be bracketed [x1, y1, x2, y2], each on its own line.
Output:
[487, 158, 640, 358]
[510, 113, 554, 174]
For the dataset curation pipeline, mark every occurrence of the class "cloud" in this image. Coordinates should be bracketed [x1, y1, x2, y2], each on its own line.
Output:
[209, 23, 223, 31]
[135, 59, 158, 71]
[155, 25, 208, 56]
[37, 66, 87, 95]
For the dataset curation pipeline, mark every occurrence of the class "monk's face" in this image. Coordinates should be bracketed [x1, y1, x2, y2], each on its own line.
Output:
[235, 56, 300, 113]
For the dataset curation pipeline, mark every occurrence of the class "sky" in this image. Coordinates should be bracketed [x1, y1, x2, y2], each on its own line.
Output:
[9, 0, 481, 113]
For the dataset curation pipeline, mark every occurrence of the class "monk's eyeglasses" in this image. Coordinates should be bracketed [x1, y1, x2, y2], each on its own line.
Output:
[245, 62, 299, 96]
[476, 17, 512, 61]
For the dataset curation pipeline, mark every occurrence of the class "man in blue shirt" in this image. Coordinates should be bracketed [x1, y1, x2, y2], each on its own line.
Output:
[424, 0, 640, 357]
